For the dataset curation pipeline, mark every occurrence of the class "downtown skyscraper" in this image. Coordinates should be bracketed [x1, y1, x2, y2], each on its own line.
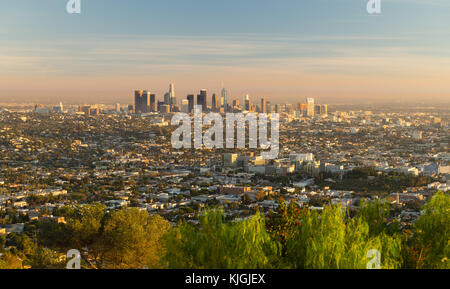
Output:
[212, 93, 218, 111]
[307, 97, 315, 117]
[261, 97, 267, 113]
[169, 83, 176, 106]
[221, 88, 228, 112]
[134, 90, 151, 113]
[187, 94, 195, 113]
[197, 89, 208, 111]
[244, 94, 251, 111]
[150, 93, 156, 112]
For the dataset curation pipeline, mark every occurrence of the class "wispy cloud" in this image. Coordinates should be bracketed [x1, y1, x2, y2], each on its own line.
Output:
[1, 33, 448, 77]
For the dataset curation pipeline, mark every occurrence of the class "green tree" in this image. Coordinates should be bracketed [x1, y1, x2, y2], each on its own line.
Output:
[6, 233, 36, 255]
[164, 208, 280, 269]
[28, 247, 63, 269]
[99, 208, 171, 269]
[38, 203, 106, 268]
[409, 191, 449, 269]
[266, 198, 306, 257]
[285, 205, 402, 269]
[65, 203, 106, 251]
[357, 198, 391, 236]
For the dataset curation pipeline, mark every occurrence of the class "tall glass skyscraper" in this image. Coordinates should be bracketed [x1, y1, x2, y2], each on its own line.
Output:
[212, 93, 218, 111]
[187, 94, 194, 113]
[261, 97, 267, 113]
[169, 83, 176, 106]
[244, 94, 251, 111]
[134, 90, 151, 113]
[221, 88, 228, 112]
[197, 89, 208, 111]
[307, 98, 315, 117]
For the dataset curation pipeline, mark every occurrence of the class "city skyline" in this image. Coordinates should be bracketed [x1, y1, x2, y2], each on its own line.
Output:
[130, 83, 330, 116]
[1, 0, 450, 104]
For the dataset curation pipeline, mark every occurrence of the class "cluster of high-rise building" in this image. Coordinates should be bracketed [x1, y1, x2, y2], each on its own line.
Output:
[300, 98, 328, 117]
[134, 90, 156, 114]
[133, 84, 328, 117]
[133, 84, 229, 114]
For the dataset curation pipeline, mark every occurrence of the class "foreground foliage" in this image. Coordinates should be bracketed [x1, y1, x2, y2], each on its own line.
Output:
[0, 191, 448, 269]
[405, 191, 449, 269]
[164, 208, 280, 269]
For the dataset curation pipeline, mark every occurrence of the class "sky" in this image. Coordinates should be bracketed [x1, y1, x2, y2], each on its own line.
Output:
[0, 0, 450, 105]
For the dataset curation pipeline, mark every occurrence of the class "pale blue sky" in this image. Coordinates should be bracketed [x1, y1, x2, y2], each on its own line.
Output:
[1, 0, 449, 104]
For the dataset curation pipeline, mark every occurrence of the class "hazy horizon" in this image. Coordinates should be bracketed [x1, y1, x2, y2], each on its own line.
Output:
[1, 0, 450, 104]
